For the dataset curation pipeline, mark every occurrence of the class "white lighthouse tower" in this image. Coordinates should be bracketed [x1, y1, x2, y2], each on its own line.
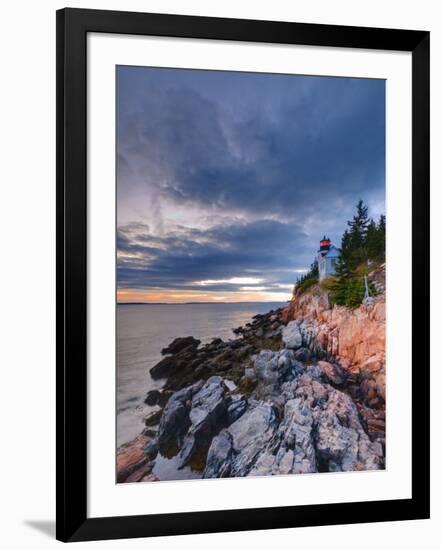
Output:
[317, 236, 340, 282]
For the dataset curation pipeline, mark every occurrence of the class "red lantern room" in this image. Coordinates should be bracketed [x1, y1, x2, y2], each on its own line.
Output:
[319, 236, 331, 252]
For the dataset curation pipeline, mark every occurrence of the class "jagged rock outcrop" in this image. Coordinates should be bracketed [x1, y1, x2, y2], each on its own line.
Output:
[203, 351, 382, 478]
[156, 380, 204, 453]
[150, 337, 201, 379]
[161, 336, 201, 356]
[282, 322, 303, 349]
[177, 376, 230, 468]
[204, 403, 279, 478]
[147, 376, 249, 472]
[147, 309, 284, 393]
[116, 435, 151, 482]
[281, 285, 385, 410]
[281, 286, 385, 374]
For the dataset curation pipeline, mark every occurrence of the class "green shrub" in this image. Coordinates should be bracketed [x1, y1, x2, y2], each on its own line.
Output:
[295, 277, 317, 296]
[329, 275, 378, 308]
[345, 278, 365, 308]
[294, 258, 318, 296]
[320, 277, 336, 291]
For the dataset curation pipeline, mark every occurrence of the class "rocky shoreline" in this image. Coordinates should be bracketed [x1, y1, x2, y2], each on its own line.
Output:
[117, 292, 385, 483]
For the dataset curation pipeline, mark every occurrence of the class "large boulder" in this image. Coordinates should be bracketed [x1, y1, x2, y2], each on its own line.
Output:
[228, 403, 278, 471]
[254, 350, 281, 385]
[204, 403, 279, 478]
[253, 349, 297, 386]
[288, 374, 383, 472]
[316, 360, 347, 386]
[161, 336, 201, 355]
[282, 321, 303, 349]
[204, 430, 234, 478]
[150, 337, 201, 380]
[144, 389, 161, 406]
[252, 349, 305, 403]
[116, 435, 150, 483]
[156, 380, 203, 453]
[143, 409, 162, 426]
[178, 376, 228, 468]
[360, 370, 385, 409]
[157, 400, 190, 453]
[293, 347, 313, 363]
[250, 397, 317, 476]
[144, 389, 172, 408]
[150, 355, 182, 380]
[226, 396, 247, 425]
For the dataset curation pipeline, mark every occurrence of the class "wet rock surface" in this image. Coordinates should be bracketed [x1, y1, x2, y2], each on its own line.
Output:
[161, 336, 201, 356]
[156, 380, 203, 453]
[117, 435, 151, 483]
[117, 298, 386, 482]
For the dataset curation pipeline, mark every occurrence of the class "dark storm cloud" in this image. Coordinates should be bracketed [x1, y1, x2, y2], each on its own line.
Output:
[117, 68, 385, 219]
[117, 220, 311, 291]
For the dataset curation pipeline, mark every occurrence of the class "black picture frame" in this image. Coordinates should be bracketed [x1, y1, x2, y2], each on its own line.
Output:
[56, 8, 430, 543]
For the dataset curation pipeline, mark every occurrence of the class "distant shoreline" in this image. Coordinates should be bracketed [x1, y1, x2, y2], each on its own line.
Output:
[117, 301, 289, 306]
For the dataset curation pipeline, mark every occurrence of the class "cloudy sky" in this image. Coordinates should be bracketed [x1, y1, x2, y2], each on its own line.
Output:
[116, 66, 385, 303]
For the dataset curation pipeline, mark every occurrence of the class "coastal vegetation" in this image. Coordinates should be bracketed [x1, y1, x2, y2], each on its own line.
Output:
[294, 259, 319, 296]
[295, 200, 386, 308]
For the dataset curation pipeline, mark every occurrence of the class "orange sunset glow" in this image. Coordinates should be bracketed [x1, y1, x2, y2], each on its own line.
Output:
[117, 287, 293, 304]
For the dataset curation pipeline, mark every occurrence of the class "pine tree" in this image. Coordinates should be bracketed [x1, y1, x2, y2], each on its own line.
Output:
[339, 229, 351, 266]
[295, 259, 319, 295]
[348, 199, 369, 248]
[366, 219, 378, 260]
[365, 214, 386, 262]
[377, 214, 386, 262]
[345, 277, 365, 308]
[328, 229, 351, 305]
[309, 258, 319, 279]
[328, 255, 350, 305]
[346, 200, 369, 268]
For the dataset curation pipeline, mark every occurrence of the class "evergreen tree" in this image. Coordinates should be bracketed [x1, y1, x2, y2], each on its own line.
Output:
[338, 229, 351, 268]
[328, 255, 350, 305]
[309, 258, 319, 279]
[365, 214, 386, 262]
[345, 277, 366, 308]
[348, 199, 369, 248]
[377, 214, 386, 262]
[346, 199, 369, 268]
[295, 259, 319, 295]
[365, 219, 378, 259]
[327, 200, 385, 308]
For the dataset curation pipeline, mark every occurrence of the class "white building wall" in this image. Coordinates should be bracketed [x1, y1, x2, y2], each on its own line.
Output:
[318, 253, 338, 281]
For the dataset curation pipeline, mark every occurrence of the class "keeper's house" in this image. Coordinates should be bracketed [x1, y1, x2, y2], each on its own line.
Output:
[317, 236, 340, 282]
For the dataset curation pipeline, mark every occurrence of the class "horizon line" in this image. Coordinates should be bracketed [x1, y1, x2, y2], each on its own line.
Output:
[117, 300, 289, 305]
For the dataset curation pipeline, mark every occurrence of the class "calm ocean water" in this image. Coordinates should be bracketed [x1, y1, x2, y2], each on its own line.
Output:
[117, 302, 286, 447]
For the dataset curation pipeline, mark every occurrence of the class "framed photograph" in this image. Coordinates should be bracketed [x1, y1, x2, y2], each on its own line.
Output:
[56, 8, 430, 542]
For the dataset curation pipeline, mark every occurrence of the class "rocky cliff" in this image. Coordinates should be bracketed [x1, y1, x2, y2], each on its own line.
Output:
[281, 285, 385, 410]
[117, 278, 386, 482]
